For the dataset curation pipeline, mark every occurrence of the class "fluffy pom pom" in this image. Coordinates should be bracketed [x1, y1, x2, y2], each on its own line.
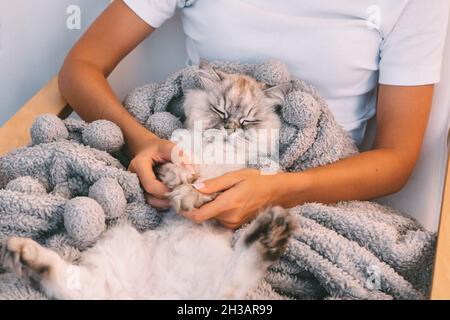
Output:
[89, 178, 127, 219]
[123, 84, 155, 125]
[254, 60, 291, 86]
[64, 197, 105, 248]
[30, 114, 69, 145]
[146, 112, 182, 140]
[5, 176, 47, 195]
[126, 202, 161, 232]
[82, 120, 124, 153]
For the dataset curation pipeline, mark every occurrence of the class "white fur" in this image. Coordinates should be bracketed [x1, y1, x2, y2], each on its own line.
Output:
[3, 209, 287, 300]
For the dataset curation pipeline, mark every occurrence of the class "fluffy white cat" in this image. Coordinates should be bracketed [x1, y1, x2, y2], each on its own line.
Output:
[1, 60, 295, 300]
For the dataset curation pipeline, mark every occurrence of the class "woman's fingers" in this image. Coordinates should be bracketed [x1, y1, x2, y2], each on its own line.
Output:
[180, 202, 249, 230]
[128, 138, 197, 201]
[169, 144, 196, 174]
[192, 172, 243, 194]
[215, 211, 255, 230]
[129, 159, 170, 199]
[159, 141, 196, 174]
[180, 193, 233, 223]
[145, 194, 171, 209]
[179, 208, 218, 223]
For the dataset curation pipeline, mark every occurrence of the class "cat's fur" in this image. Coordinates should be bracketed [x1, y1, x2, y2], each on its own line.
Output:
[1, 60, 295, 299]
[160, 59, 292, 212]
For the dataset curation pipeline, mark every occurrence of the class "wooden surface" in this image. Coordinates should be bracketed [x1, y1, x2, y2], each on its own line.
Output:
[431, 144, 450, 300]
[0, 76, 71, 156]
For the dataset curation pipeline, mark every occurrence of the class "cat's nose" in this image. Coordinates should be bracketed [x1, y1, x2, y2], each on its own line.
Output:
[225, 121, 240, 132]
[225, 128, 236, 135]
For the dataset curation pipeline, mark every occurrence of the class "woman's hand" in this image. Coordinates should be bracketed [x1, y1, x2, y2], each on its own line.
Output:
[128, 136, 194, 210]
[180, 169, 294, 229]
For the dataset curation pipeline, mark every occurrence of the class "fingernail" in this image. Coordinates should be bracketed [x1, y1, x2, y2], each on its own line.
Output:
[193, 182, 205, 190]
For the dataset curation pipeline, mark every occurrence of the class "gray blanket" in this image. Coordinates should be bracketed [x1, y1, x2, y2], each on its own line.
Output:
[0, 60, 435, 300]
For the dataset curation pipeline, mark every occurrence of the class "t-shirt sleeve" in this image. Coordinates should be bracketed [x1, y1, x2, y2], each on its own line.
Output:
[379, 0, 450, 85]
[123, 0, 179, 28]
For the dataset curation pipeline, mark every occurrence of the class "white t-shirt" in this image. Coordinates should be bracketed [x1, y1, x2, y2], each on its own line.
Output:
[123, 0, 450, 145]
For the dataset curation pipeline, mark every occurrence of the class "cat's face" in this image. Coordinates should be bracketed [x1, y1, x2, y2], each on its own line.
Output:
[183, 60, 291, 135]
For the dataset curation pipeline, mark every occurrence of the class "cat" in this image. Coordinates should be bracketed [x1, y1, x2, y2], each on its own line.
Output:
[159, 59, 292, 212]
[0, 60, 296, 299]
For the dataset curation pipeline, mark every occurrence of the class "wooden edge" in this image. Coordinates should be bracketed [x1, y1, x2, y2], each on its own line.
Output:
[0, 76, 72, 156]
[431, 133, 450, 300]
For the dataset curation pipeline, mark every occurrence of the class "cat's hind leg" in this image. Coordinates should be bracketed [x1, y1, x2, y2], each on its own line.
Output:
[242, 206, 296, 262]
[216, 206, 296, 299]
[1, 237, 95, 299]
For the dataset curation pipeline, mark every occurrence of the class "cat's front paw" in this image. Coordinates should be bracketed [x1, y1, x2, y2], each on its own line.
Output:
[167, 184, 216, 213]
[156, 163, 197, 189]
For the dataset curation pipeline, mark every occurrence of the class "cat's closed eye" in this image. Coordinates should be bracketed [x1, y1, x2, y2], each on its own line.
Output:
[210, 104, 228, 119]
[240, 119, 261, 126]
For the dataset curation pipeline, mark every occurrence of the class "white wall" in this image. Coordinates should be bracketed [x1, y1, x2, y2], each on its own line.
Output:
[0, 0, 109, 126]
[0, 0, 187, 125]
[108, 12, 187, 100]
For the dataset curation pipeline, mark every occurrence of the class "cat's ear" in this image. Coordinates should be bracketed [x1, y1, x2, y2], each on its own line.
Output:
[264, 82, 293, 105]
[198, 59, 223, 89]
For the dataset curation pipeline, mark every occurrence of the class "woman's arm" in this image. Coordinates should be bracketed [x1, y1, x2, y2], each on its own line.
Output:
[59, 0, 188, 206]
[59, 0, 155, 153]
[185, 85, 434, 229]
[282, 84, 434, 204]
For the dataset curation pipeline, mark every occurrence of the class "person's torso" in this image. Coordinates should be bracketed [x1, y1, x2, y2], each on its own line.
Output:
[178, 0, 410, 144]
